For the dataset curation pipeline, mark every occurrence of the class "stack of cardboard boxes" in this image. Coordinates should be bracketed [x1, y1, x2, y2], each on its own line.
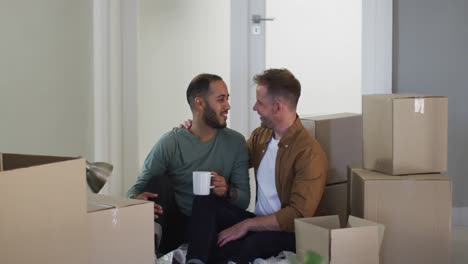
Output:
[295, 94, 451, 263]
[301, 113, 363, 227]
[296, 113, 386, 264]
[350, 94, 451, 264]
[0, 153, 155, 264]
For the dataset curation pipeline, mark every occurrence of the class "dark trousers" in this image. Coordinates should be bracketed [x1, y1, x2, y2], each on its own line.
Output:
[186, 195, 296, 264]
[143, 174, 189, 255]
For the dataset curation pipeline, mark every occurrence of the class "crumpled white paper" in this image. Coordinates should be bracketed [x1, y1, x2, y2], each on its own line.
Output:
[155, 244, 296, 264]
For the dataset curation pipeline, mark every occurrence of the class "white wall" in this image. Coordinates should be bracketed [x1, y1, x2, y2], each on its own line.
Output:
[0, 0, 93, 159]
[133, 0, 231, 188]
[266, 0, 362, 115]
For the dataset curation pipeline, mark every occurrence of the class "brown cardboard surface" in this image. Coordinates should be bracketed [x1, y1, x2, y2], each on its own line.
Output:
[330, 226, 379, 264]
[362, 94, 448, 175]
[346, 165, 359, 216]
[0, 159, 87, 264]
[315, 182, 348, 227]
[301, 113, 362, 184]
[295, 216, 335, 264]
[295, 215, 384, 264]
[350, 168, 451, 264]
[87, 193, 155, 264]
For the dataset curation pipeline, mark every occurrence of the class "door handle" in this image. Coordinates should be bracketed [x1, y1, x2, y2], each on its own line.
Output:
[252, 14, 275, 24]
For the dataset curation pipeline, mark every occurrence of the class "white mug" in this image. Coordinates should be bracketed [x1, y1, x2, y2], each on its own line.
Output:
[192, 171, 214, 195]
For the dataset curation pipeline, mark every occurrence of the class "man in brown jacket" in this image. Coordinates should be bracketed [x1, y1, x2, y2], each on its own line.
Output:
[186, 68, 328, 264]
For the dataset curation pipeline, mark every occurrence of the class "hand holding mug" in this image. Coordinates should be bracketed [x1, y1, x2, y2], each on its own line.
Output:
[210, 171, 228, 197]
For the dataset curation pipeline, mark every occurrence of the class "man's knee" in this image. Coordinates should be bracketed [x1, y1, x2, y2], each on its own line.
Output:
[192, 194, 224, 210]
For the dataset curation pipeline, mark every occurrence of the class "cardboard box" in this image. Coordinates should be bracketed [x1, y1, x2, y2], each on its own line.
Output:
[315, 182, 348, 227]
[295, 215, 384, 264]
[0, 155, 87, 264]
[350, 168, 451, 264]
[301, 113, 362, 184]
[87, 193, 155, 264]
[362, 94, 448, 175]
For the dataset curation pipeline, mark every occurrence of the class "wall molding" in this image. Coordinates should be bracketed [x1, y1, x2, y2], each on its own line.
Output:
[362, 0, 393, 94]
[93, 0, 122, 195]
[229, 0, 250, 137]
[94, 0, 139, 196]
[93, 0, 111, 168]
[121, 0, 140, 194]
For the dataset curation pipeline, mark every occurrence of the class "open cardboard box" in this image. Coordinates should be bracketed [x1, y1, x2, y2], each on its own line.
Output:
[0, 153, 87, 264]
[295, 215, 384, 264]
[1, 153, 155, 264]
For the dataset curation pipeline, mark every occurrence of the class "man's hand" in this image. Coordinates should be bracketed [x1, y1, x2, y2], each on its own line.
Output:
[178, 119, 193, 129]
[217, 219, 251, 247]
[218, 215, 281, 247]
[211, 171, 228, 197]
[136, 192, 164, 219]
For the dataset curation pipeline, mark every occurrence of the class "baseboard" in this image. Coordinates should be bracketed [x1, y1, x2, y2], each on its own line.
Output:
[453, 207, 468, 226]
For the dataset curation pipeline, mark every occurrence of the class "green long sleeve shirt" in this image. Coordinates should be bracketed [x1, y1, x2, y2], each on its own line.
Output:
[127, 127, 250, 216]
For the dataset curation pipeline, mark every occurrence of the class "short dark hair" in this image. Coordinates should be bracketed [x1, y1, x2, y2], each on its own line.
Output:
[254, 68, 301, 108]
[186, 73, 223, 110]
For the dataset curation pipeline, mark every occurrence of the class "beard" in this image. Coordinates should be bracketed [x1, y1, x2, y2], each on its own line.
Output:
[259, 115, 273, 129]
[203, 103, 227, 129]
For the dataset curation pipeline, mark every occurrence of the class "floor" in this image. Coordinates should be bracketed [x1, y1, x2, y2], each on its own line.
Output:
[155, 225, 468, 264]
[452, 226, 468, 264]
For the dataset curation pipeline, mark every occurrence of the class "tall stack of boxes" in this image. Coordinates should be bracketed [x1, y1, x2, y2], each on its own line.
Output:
[297, 113, 387, 263]
[302, 113, 363, 227]
[350, 94, 451, 264]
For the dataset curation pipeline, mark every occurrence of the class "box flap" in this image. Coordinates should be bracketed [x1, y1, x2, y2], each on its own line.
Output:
[298, 215, 341, 229]
[87, 193, 151, 213]
[330, 224, 380, 264]
[392, 94, 446, 99]
[295, 216, 338, 263]
[348, 216, 385, 251]
[301, 112, 360, 121]
[353, 168, 448, 181]
[87, 200, 114, 212]
[363, 94, 445, 100]
[0, 153, 77, 171]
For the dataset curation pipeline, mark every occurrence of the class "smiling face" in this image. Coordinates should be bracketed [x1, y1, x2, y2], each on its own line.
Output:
[201, 80, 230, 129]
[252, 84, 276, 129]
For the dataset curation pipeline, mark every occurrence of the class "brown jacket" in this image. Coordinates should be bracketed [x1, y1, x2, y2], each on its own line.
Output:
[247, 117, 328, 232]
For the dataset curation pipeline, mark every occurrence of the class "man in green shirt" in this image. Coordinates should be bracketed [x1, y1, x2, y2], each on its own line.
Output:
[127, 74, 250, 254]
